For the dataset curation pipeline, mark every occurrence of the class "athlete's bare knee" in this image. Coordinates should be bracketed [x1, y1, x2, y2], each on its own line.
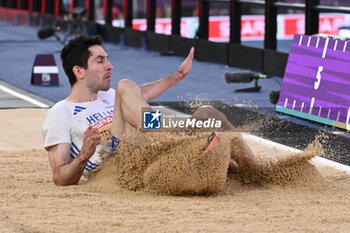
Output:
[196, 105, 224, 118]
[116, 79, 140, 96]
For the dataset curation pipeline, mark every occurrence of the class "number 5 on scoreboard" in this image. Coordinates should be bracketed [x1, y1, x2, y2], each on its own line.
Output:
[314, 66, 323, 90]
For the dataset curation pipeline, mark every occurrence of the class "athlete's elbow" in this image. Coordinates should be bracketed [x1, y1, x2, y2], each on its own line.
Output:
[53, 174, 78, 186]
[53, 176, 67, 186]
[53, 178, 66, 186]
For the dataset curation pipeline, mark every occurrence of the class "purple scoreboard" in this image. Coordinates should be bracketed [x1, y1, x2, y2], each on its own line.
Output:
[276, 34, 350, 130]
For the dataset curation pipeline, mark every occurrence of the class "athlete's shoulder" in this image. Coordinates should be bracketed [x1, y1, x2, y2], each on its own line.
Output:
[47, 99, 74, 117]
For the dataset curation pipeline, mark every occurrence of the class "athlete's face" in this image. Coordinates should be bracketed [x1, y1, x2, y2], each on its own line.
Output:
[84, 45, 113, 92]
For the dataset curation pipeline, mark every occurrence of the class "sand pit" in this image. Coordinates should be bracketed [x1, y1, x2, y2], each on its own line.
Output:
[1, 108, 350, 232]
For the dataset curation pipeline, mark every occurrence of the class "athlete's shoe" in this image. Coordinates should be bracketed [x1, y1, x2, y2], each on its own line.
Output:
[200, 132, 221, 156]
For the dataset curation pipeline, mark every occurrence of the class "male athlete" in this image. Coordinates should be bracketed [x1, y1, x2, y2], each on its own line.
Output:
[42, 35, 258, 186]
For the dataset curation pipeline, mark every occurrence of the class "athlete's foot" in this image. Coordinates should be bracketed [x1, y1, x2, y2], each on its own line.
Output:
[200, 132, 221, 156]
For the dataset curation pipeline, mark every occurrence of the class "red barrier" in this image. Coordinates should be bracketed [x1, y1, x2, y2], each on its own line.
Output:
[41, 0, 45, 14]
[6, 8, 18, 23]
[103, 0, 108, 21]
[0, 7, 5, 21]
[70, 0, 74, 13]
[86, 0, 90, 19]
[29, 0, 32, 12]
[0, 7, 29, 24]
[55, 0, 59, 16]
[17, 10, 29, 24]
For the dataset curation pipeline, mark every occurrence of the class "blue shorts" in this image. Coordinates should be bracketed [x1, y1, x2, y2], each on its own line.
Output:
[110, 135, 121, 155]
[110, 135, 140, 155]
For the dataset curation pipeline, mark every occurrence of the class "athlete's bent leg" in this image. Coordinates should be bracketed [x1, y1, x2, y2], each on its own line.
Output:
[191, 105, 260, 173]
[111, 79, 152, 142]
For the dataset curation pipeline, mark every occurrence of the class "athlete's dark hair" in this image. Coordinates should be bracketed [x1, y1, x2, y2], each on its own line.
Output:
[60, 35, 103, 86]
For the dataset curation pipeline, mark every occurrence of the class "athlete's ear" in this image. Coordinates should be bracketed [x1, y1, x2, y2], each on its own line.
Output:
[72, 65, 84, 81]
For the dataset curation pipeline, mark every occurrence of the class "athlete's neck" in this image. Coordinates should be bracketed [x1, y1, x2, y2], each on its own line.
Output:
[66, 85, 98, 103]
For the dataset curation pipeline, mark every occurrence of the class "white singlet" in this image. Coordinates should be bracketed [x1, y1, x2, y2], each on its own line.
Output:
[42, 89, 115, 178]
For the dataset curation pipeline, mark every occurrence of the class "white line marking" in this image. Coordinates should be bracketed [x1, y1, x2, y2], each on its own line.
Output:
[292, 100, 296, 110]
[322, 38, 329, 58]
[284, 98, 288, 108]
[33, 66, 58, 74]
[234, 104, 248, 107]
[327, 109, 331, 119]
[316, 38, 320, 48]
[334, 40, 338, 51]
[242, 133, 350, 174]
[301, 102, 304, 112]
[347, 107, 350, 125]
[0, 85, 49, 108]
[344, 41, 348, 52]
[307, 37, 311, 47]
[309, 97, 315, 114]
[299, 35, 303, 45]
[318, 106, 322, 117]
[337, 111, 340, 122]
